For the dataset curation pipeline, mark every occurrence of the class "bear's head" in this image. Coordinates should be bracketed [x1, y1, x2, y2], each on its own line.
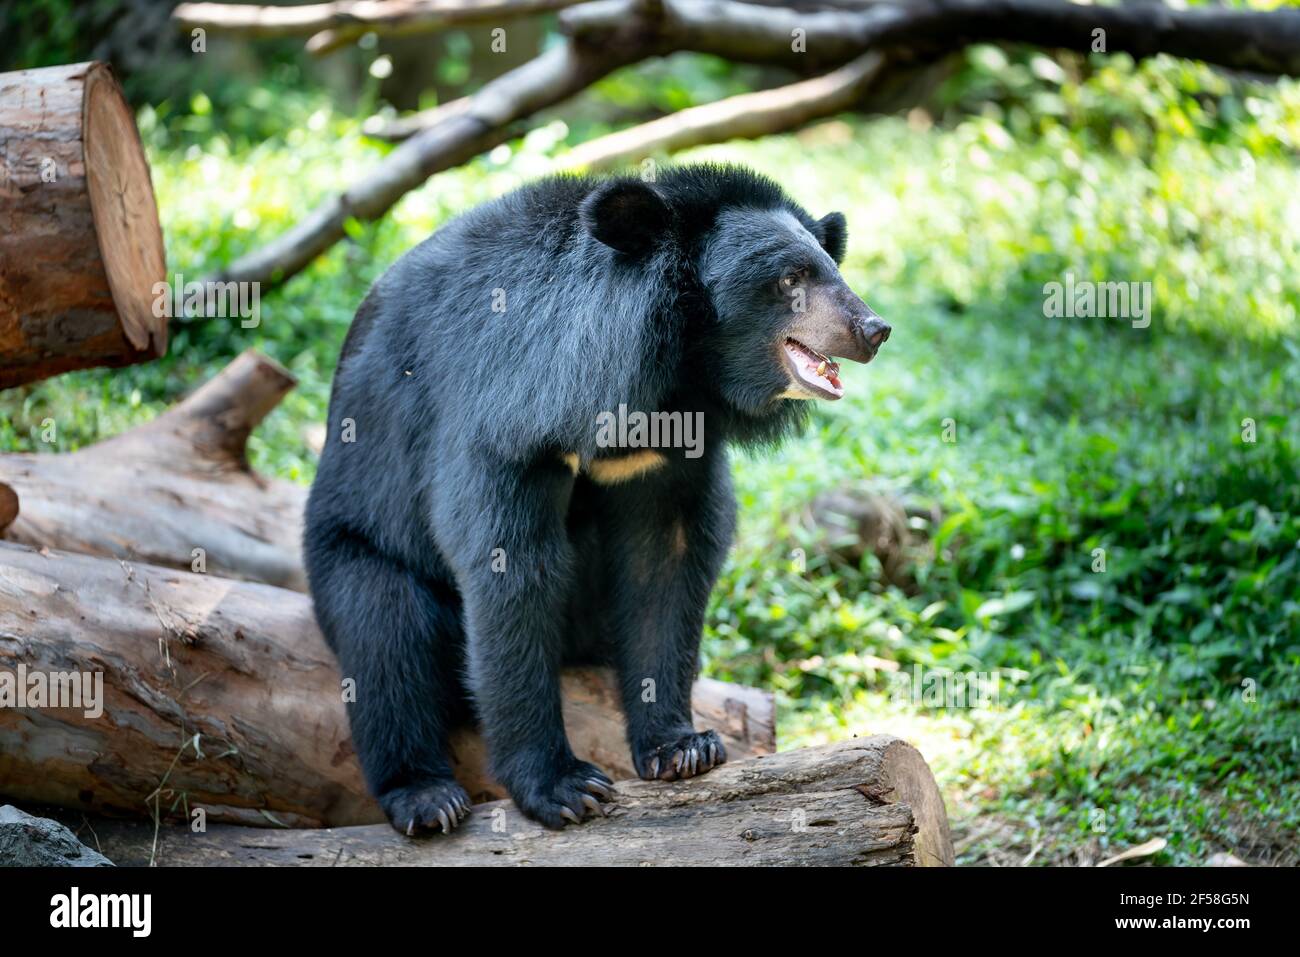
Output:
[579, 173, 890, 420]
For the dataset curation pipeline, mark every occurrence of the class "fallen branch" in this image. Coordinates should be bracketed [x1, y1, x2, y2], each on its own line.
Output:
[368, 50, 948, 144]
[566, 0, 1300, 73]
[0, 541, 774, 827]
[0, 350, 308, 590]
[73, 738, 954, 866]
[363, 95, 471, 142]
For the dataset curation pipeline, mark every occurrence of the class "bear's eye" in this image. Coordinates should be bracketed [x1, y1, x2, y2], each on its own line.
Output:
[779, 269, 807, 291]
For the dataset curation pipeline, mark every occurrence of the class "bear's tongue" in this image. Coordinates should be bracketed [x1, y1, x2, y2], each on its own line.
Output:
[783, 339, 844, 399]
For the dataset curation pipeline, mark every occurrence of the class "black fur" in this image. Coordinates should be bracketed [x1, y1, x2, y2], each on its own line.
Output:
[304, 164, 875, 832]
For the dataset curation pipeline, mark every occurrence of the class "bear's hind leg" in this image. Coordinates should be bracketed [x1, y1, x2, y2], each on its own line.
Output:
[306, 531, 471, 835]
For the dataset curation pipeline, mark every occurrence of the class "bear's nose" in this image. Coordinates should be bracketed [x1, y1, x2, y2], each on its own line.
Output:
[864, 318, 891, 350]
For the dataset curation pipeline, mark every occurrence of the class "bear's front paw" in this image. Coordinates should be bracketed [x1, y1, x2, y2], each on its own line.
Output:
[508, 759, 616, 830]
[380, 779, 472, 836]
[635, 729, 727, 781]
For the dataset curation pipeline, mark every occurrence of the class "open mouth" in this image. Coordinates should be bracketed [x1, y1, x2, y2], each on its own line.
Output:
[782, 338, 844, 400]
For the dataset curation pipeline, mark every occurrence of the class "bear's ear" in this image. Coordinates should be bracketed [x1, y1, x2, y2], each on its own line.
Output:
[811, 211, 848, 264]
[579, 179, 672, 257]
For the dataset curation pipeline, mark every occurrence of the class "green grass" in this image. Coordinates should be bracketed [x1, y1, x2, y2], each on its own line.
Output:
[3, 52, 1297, 865]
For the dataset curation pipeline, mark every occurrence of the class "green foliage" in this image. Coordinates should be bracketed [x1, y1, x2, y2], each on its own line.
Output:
[2, 51, 1297, 864]
[941, 45, 1300, 155]
[0, 0, 106, 71]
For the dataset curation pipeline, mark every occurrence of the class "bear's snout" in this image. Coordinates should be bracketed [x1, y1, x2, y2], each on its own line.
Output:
[799, 285, 890, 365]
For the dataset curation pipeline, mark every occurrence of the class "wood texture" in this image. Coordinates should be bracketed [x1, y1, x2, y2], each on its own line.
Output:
[0, 541, 774, 827]
[0, 62, 167, 389]
[79, 737, 953, 866]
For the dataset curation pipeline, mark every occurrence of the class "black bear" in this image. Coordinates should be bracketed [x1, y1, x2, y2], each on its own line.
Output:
[304, 164, 890, 833]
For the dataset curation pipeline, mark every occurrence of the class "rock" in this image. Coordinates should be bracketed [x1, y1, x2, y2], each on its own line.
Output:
[0, 806, 113, 867]
[1206, 851, 1250, 867]
[799, 485, 939, 590]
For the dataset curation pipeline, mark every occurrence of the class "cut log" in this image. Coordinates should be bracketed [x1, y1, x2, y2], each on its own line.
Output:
[0, 62, 168, 389]
[0, 541, 775, 828]
[0, 483, 16, 535]
[0, 350, 308, 591]
[75, 738, 954, 866]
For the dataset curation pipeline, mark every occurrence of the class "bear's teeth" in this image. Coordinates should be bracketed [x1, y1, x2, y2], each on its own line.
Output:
[783, 339, 845, 398]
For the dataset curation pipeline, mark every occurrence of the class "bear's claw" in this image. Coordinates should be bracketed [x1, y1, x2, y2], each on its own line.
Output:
[583, 777, 616, 801]
[638, 729, 726, 781]
[380, 779, 472, 837]
[512, 760, 616, 829]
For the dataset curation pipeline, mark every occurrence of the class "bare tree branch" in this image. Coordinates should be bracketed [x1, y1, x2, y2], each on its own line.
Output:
[558, 50, 886, 172]
[206, 37, 642, 287]
[563, 0, 1300, 74]
[173, 0, 589, 55]
[363, 95, 472, 142]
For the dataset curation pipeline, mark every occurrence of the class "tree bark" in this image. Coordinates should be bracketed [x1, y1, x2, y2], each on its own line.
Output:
[0, 350, 309, 591]
[74, 737, 953, 866]
[0, 62, 169, 389]
[0, 541, 775, 828]
[178, 0, 1300, 73]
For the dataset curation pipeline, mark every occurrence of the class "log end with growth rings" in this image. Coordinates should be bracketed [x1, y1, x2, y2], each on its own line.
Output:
[0, 61, 168, 389]
[81, 62, 169, 359]
[0, 482, 17, 534]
